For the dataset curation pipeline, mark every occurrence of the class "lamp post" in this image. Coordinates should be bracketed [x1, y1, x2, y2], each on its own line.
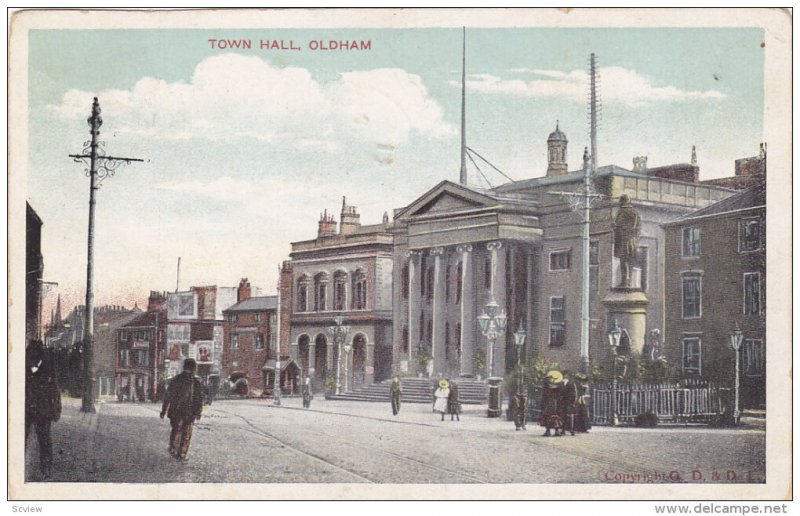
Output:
[514, 324, 527, 394]
[478, 298, 507, 418]
[327, 316, 350, 395]
[607, 319, 622, 426]
[729, 324, 744, 425]
[477, 298, 507, 378]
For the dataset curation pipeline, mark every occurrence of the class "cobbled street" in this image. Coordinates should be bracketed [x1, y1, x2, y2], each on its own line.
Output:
[25, 398, 765, 484]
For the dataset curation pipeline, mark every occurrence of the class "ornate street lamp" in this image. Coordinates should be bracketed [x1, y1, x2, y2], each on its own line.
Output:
[327, 316, 350, 395]
[607, 319, 622, 426]
[514, 324, 527, 394]
[477, 298, 507, 378]
[729, 324, 744, 425]
[478, 298, 507, 418]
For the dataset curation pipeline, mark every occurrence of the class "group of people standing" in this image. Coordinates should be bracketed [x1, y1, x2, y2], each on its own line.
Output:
[433, 379, 461, 421]
[539, 370, 591, 437]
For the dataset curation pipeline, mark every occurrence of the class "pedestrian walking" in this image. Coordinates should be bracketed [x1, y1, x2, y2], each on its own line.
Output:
[160, 358, 204, 461]
[540, 370, 564, 437]
[447, 380, 461, 421]
[390, 376, 402, 416]
[25, 340, 61, 478]
[573, 373, 591, 433]
[511, 391, 527, 431]
[560, 374, 578, 436]
[433, 379, 450, 421]
[302, 376, 313, 408]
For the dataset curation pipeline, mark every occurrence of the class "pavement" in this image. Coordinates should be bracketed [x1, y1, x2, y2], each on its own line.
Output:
[24, 396, 766, 484]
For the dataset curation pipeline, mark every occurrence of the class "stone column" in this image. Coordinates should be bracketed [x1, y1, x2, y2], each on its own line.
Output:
[487, 241, 507, 377]
[431, 247, 446, 375]
[406, 250, 422, 373]
[457, 244, 474, 377]
[326, 341, 334, 371]
[308, 342, 316, 378]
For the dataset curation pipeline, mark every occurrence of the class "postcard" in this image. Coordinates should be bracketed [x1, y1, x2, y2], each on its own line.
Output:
[8, 8, 792, 501]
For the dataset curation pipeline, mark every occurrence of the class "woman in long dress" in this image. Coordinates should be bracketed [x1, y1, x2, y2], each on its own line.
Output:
[433, 379, 450, 421]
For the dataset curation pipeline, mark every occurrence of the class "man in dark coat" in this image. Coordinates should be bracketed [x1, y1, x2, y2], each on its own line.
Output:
[25, 340, 61, 478]
[573, 373, 591, 433]
[447, 380, 461, 421]
[160, 358, 204, 461]
[559, 375, 578, 436]
[389, 376, 402, 416]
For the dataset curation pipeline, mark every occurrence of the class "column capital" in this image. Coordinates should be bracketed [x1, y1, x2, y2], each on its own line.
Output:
[487, 241, 503, 252]
[430, 247, 445, 257]
[405, 249, 422, 259]
[456, 244, 473, 254]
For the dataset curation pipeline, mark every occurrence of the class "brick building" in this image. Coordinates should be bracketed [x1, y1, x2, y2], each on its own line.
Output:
[279, 197, 394, 391]
[26, 202, 43, 343]
[663, 181, 766, 408]
[221, 278, 278, 394]
[115, 292, 167, 401]
[391, 125, 739, 378]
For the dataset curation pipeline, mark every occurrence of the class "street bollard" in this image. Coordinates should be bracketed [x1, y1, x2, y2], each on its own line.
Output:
[488, 377, 503, 418]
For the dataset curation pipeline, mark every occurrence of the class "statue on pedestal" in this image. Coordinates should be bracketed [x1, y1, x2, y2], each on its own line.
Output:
[613, 195, 641, 289]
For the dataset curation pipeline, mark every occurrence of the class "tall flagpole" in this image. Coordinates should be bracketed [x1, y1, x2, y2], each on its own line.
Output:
[459, 26, 468, 186]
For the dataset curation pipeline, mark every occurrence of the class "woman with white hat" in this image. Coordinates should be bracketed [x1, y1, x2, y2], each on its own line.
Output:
[433, 379, 450, 421]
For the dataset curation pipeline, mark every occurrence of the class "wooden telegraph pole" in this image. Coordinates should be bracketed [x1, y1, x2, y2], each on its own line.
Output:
[69, 97, 144, 413]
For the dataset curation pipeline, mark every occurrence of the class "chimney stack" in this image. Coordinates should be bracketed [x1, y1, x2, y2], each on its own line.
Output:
[339, 196, 361, 235]
[317, 209, 337, 238]
[238, 278, 252, 302]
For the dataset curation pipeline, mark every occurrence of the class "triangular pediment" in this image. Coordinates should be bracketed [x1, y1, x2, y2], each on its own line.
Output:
[397, 181, 499, 220]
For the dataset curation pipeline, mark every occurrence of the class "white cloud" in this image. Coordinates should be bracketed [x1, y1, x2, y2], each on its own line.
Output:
[457, 66, 725, 106]
[49, 53, 454, 150]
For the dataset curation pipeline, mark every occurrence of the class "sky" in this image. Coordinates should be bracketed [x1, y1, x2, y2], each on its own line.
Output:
[25, 27, 765, 317]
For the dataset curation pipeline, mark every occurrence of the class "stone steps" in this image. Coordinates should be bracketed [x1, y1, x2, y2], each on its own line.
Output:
[328, 377, 490, 404]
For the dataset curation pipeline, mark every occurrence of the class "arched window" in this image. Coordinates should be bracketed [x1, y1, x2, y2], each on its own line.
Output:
[297, 275, 310, 312]
[352, 269, 367, 310]
[314, 272, 329, 312]
[333, 271, 348, 311]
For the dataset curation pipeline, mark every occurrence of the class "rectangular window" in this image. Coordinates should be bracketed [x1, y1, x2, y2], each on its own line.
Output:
[682, 338, 701, 375]
[549, 249, 571, 271]
[401, 265, 409, 300]
[136, 350, 149, 367]
[269, 313, 277, 348]
[419, 313, 425, 341]
[445, 322, 450, 359]
[255, 313, 262, 324]
[354, 279, 367, 310]
[119, 349, 130, 368]
[455, 323, 462, 358]
[255, 334, 264, 350]
[739, 217, 763, 252]
[743, 339, 764, 376]
[549, 296, 566, 347]
[231, 334, 239, 351]
[590, 241, 600, 266]
[455, 262, 463, 304]
[682, 274, 702, 319]
[228, 314, 237, 324]
[682, 227, 701, 257]
[445, 265, 451, 303]
[316, 283, 327, 311]
[589, 266, 599, 299]
[743, 272, 762, 315]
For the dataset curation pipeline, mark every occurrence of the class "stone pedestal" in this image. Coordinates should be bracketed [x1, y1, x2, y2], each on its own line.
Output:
[602, 288, 650, 355]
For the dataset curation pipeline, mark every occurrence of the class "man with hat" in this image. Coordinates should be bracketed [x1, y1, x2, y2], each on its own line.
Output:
[540, 370, 564, 436]
[160, 358, 204, 461]
[560, 373, 578, 436]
